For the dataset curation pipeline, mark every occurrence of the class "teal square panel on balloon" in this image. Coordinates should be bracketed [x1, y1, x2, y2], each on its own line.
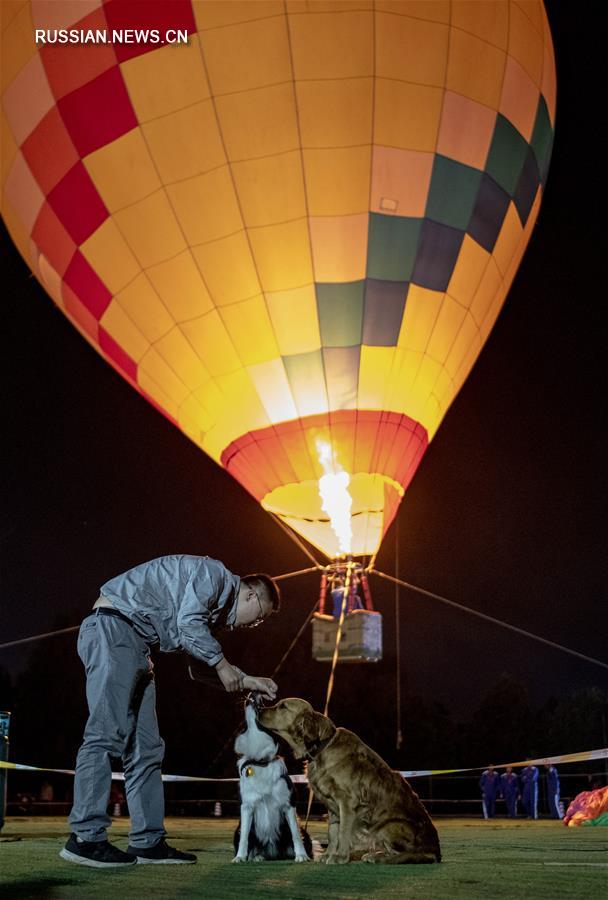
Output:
[425, 155, 483, 231]
[366, 213, 422, 282]
[316, 282, 364, 348]
[485, 114, 530, 197]
[530, 96, 554, 184]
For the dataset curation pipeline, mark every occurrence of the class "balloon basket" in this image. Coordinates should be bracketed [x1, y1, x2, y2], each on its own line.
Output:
[312, 610, 383, 663]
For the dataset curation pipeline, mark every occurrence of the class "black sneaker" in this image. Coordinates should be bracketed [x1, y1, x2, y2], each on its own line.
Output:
[127, 838, 197, 865]
[59, 833, 137, 868]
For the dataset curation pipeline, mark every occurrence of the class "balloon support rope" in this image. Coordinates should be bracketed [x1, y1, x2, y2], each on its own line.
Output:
[369, 569, 608, 671]
[268, 512, 325, 569]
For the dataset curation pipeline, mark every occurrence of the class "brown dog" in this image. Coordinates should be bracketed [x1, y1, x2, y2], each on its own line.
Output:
[258, 698, 441, 864]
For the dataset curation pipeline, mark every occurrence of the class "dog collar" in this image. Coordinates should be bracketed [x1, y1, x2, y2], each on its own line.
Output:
[305, 732, 336, 760]
[240, 756, 279, 773]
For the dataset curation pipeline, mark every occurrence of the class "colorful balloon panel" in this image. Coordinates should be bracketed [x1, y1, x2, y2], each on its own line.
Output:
[564, 787, 608, 827]
[1, 1, 556, 558]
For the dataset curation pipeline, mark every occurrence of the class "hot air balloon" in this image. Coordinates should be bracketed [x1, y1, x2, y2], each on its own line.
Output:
[1, 1, 556, 567]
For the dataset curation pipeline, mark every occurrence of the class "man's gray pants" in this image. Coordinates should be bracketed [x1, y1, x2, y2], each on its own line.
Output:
[68, 612, 165, 847]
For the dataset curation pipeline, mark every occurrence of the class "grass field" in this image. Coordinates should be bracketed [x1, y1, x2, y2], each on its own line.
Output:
[0, 816, 605, 899]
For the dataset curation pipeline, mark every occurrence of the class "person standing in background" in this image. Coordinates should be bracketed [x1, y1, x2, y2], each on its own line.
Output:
[545, 764, 562, 819]
[521, 764, 539, 819]
[479, 765, 501, 819]
[500, 766, 520, 818]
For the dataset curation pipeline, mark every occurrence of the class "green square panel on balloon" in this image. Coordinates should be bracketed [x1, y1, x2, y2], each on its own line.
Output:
[530, 96, 554, 184]
[366, 213, 422, 282]
[425, 155, 483, 231]
[485, 114, 530, 197]
[317, 281, 364, 348]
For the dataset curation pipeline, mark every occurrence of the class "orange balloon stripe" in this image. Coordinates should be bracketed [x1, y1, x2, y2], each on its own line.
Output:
[221, 411, 428, 503]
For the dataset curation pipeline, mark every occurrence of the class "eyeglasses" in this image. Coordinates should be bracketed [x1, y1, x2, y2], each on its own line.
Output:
[242, 589, 265, 629]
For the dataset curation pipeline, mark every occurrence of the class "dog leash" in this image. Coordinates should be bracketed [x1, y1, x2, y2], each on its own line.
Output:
[304, 563, 354, 830]
[302, 733, 339, 831]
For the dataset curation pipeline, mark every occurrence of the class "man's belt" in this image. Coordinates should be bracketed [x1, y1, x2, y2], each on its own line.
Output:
[94, 607, 137, 628]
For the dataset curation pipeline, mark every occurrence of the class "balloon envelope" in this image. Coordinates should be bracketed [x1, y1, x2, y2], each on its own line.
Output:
[1, 1, 556, 557]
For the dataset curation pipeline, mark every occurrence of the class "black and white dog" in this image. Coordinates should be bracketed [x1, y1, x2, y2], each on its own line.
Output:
[232, 694, 311, 863]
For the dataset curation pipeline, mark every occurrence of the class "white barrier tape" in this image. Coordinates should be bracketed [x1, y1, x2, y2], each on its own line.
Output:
[396, 748, 608, 778]
[0, 761, 236, 782]
[294, 749, 607, 782]
[2, 747, 606, 782]
[0, 762, 76, 776]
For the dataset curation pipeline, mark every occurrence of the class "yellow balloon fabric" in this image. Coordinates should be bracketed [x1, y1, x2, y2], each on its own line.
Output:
[1, 1, 556, 558]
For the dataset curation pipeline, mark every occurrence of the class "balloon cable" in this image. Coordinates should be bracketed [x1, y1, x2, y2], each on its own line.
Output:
[269, 597, 320, 682]
[0, 625, 79, 650]
[268, 512, 325, 569]
[369, 570, 608, 671]
[273, 566, 321, 582]
[395, 522, 403, 750]
[368, 547, 379, 573]
[305, 560, 353, 828]
[323, 561, 352, 717]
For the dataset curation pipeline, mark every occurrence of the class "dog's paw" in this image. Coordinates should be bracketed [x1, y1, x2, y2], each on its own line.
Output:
[231, 856, 247, 863]
[322, 852, 350, 865]
[294, 854, 310, 863]
[362, 850, 384, 863]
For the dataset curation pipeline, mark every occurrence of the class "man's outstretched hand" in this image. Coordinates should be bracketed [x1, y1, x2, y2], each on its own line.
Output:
[243, 675, 278, 701]
[215, 659, 243, 693]
[215, 660, 277, 700]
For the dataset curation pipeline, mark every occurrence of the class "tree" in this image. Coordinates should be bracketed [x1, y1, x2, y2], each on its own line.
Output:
[539, 687, 607, 756]
[464, 674, 534, 765]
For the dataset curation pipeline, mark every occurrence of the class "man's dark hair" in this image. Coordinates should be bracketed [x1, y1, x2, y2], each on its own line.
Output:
[241, 574, 281, 615]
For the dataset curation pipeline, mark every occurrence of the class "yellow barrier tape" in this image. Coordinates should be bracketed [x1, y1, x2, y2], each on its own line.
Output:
[2, 748, 606, 782]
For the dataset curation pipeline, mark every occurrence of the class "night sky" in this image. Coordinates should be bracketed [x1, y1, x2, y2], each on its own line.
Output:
[1, 1, 606, 725]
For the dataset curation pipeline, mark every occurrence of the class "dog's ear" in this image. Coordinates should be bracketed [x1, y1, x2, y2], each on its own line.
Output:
[295, 710, 334, 744]
[292, 711, 315, 746]
[313, 712, 335, 742]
